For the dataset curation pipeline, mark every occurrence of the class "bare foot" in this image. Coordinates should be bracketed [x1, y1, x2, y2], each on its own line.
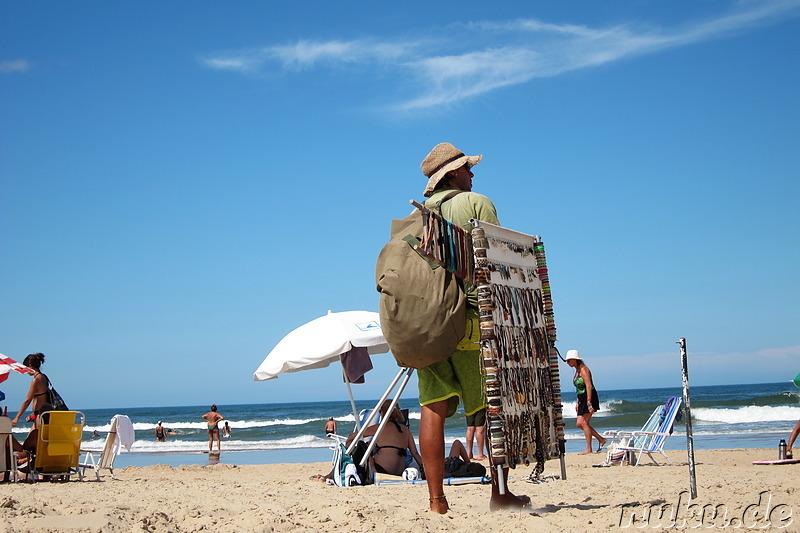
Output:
[429, 495, 449, 514]
[597, 438, 607, 452]
[577, 450, 593, 455]
[473, 454, 488, 461]
[490, 491, 531, 511]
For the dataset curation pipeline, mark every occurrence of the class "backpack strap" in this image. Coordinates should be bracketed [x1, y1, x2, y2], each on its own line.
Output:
[426, 190, 462, 215]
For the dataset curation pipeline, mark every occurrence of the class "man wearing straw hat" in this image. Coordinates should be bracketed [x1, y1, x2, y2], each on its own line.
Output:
[417, 142, 529, 513]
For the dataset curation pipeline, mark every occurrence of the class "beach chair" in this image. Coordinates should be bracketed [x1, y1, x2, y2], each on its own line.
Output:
[79, 414, 132, 481]
[30, 410, 85, 481]
[598, 406, 661, 467]
[607, 397, 683, 466]
[603, 405, 663, 446]
[1, 416, 18, 482]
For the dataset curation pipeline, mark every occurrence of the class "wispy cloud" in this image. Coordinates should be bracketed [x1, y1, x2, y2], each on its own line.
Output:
[0, 59, 32, 74]
[200, 39, 418, 73]
[200, 0, 800, 111]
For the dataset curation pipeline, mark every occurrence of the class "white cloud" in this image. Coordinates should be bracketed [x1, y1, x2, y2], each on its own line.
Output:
[200, 39, 417, 73]
[0, 59, 31, 74]
[200, 0, 800, 110]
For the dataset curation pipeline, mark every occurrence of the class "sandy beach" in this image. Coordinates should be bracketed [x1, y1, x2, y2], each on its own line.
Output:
[1, 448, 797, 532]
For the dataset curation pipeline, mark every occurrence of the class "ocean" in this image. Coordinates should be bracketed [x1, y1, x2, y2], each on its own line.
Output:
[13, 382, 798, 468]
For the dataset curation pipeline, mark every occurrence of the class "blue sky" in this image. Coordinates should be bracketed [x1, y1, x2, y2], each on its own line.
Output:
[1, 1, 798, 411]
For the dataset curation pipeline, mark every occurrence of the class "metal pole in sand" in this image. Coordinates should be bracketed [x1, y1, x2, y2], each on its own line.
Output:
[340, 356, 361, 432]
[678, 337, 697, 499]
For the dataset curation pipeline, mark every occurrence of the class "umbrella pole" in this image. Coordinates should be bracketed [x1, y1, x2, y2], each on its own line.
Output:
[341, 365, 361, 432]
[346, 367, 411, 455]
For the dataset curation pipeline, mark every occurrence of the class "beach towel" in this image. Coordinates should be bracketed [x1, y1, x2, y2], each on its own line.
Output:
[113, 415, 135, 453]
[332, 442, 362, 487]
[341, 347, 372, 384]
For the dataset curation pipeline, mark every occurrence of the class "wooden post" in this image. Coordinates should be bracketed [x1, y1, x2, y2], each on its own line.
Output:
[678, 337, 697, 499]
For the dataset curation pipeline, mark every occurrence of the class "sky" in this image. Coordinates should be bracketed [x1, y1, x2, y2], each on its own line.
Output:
[1, 1, 798, 411]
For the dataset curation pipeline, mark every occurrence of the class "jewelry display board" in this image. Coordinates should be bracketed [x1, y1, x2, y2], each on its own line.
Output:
[471, 221, 564, 477]
[411, 201, 564, 478]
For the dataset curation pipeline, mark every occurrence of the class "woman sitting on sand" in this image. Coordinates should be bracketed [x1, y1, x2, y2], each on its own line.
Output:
[349, 401, 423, 476]
[312, 401, 423, 482]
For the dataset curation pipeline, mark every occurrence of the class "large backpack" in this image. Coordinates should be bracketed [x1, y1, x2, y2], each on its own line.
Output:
[375, 191, 466, 369]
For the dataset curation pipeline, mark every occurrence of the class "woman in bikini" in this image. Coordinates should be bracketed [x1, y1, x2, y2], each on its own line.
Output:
[11, 353, 49, 429]
[566, 350, 606, 454]
[202, 404, 224, 454]
[347, 400, 423, 476]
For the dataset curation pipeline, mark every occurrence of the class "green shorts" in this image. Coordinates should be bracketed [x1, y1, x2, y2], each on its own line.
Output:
[418, 308, 487, 418]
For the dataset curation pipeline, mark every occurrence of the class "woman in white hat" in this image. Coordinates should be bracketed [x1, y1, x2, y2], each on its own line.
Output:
[565, 350, 606, 454]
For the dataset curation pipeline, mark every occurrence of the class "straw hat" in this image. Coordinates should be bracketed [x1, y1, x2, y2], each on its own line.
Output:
[420, 142, 482, 197]
[565, 349, 583, 362]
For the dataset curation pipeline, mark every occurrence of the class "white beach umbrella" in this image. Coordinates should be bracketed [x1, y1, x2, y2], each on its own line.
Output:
[253, 310, 388, 381]
[253, 310, 390, 428]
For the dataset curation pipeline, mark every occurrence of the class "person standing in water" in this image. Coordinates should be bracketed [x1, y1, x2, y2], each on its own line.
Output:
[155, 421, 166, 442]
[202, 404, 224, 454]
[324, 417, 337, 436]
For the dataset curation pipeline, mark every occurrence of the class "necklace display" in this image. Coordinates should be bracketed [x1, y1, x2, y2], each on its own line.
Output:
[472, 221, 565, 480]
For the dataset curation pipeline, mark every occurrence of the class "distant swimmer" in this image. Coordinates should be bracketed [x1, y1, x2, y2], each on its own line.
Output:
[202, 404, 224, 454]
[222, 421, 232, 438]
[325, 417, 337, 436]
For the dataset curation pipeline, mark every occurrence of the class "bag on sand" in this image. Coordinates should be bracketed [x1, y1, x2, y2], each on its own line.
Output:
[376, 191, 466, 369]
[444, 456, 487, 478]
[332, 440, 369, 486]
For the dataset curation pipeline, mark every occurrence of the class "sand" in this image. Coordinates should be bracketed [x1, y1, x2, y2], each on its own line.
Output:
[0, 448, 797, 532]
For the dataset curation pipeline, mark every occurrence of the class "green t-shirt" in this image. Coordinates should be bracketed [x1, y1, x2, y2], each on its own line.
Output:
[425, 188, 499, 227]
[424, 188, 500, 307]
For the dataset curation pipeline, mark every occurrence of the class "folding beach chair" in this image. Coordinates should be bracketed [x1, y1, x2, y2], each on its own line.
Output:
[0, 415, 18, 482]
[598, 406, 661, 467]
[606, 397, 683, 466]
[30, 410, 85, 481]
[79, 414, 132, 481]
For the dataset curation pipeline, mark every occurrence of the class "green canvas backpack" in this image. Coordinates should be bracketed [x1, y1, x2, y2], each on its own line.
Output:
[375, 191, 466, 369]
